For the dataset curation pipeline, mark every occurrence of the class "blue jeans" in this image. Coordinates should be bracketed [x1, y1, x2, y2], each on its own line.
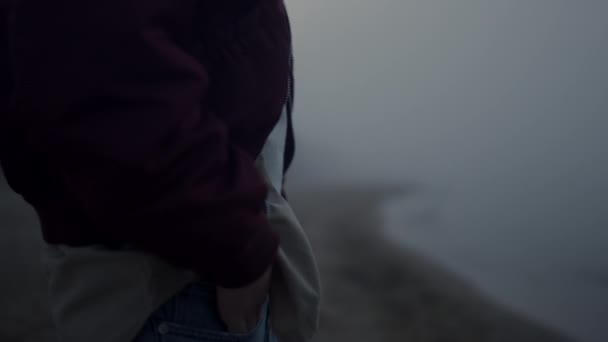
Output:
[133, 282, 277, 342]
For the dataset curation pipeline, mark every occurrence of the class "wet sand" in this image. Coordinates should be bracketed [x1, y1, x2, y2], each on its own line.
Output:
[0, 175, 572, 341]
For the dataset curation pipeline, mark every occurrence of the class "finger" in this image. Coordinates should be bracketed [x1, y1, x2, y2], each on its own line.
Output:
[246, 316, 259, 332]
[225, 319, 248, 334]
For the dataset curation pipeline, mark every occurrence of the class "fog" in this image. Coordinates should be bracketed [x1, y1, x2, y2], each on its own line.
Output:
[286, 1, 608, 341]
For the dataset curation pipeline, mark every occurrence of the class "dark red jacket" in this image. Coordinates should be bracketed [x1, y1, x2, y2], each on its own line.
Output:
[0, 0, 295, 288]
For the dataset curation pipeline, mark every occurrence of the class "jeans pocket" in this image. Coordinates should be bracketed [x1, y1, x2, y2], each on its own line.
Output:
[154, 283, 270, 342]
[158, 315, 266, 342]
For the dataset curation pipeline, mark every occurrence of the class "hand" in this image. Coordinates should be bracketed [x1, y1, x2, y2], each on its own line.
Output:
[216, 266, 272, 334]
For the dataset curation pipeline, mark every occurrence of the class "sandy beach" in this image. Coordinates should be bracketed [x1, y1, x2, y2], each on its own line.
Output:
[0, 173, 572, 342]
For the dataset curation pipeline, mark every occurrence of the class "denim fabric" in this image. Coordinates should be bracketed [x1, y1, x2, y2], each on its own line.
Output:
[133, 281, 278, 342]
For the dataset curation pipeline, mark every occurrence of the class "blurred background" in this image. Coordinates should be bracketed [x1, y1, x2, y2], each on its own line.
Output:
[1, 0, 607, 341]
[286, 1, 607, 341]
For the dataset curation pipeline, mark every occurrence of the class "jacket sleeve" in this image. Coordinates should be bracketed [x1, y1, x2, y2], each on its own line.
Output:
[11, 0, 278, 288]
[0, 2, 11, 112]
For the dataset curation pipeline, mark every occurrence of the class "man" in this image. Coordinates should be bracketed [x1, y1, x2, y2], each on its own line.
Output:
[0, 1, 320, 341]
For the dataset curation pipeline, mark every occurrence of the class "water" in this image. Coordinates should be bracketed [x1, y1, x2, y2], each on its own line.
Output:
[286, 1, 608, 341]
